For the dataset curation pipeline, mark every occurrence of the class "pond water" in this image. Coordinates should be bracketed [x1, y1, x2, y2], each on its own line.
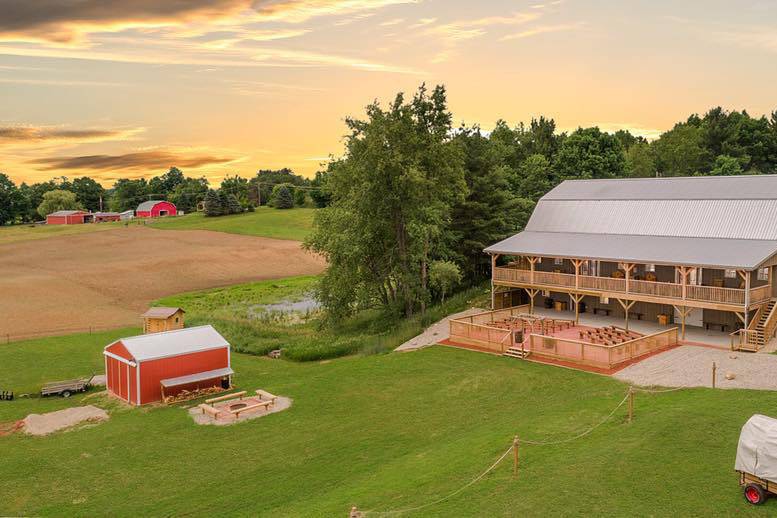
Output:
[248, 296, 320, 320]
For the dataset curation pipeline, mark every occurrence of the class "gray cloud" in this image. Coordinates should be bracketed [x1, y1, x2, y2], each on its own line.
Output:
[30, 150, 236, 171]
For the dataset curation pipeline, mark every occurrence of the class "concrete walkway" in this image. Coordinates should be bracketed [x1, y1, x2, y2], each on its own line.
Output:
[615, 345, 777, 391]
[394, 307, 485, 352]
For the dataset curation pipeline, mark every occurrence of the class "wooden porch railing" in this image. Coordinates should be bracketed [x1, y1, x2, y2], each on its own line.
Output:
[493, 267, 765, 307]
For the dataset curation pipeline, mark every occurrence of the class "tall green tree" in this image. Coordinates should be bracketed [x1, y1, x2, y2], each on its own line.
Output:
[653, 123, 709, 176]
[70, 177, 105, 212]
[516, 154, 553, 201]
[109, 179, 148, 212]
[168, 177, 209, 213]
[554, 127, 625, 180]
[37, 189, 82, 217]
[709, 154, 744, 176]
[0, 173, 22, 225]
[221, 175, 249, 204]
[305, 84, 466, 320]
[450, 127, 521, 281]
[149, 167, 185, 196]
[203, 189, 222, 217]
[625, 141, 656, 178]
[272, 184, 294, 209]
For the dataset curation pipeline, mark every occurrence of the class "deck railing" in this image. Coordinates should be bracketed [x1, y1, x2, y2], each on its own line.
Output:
[527, 327, 678, 369]
[493, 267, 764, 307]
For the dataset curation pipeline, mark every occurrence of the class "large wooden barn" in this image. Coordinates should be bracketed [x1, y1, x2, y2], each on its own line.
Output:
[103, 325, 232, 405]
[486, 175, 777, 352]
[136, 200, 177, 218]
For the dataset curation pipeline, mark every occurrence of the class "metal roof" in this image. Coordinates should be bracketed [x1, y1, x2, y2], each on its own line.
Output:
[160, 367, 233, 388]
[106, 325, 229, 362]
[137, 200, 164, 211]
[48, 210, 85, 216]
[485, 231, 777, 270]
[487, 175, 777, 269]
[141, 306, 184, 319]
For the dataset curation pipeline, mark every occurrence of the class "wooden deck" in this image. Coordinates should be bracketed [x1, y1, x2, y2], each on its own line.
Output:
[494, 267, 771, 310]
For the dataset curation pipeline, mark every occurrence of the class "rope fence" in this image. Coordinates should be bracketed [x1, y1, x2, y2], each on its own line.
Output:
[351, 385, 689, 517]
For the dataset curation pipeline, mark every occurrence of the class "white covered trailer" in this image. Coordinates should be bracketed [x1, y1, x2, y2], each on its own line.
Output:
[735, 414, 777, 505]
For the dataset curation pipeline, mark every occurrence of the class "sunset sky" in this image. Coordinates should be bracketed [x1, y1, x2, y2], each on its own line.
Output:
[2, 0, 777, 186]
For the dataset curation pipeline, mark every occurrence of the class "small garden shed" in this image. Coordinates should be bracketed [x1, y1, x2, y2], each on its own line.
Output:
[46, 210, 90, 225]
[136, 200, 177, 218]
[141, 306, 185, 334]
[103, 325, 232, 405]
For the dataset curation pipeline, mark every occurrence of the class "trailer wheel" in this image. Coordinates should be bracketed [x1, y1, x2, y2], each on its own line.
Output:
[61, 390, 72, 398]
[744, 483, 766, 505]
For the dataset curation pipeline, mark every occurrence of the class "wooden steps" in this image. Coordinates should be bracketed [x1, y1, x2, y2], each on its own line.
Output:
[503, 346, 530, 359]
[740, 298, 777, 351]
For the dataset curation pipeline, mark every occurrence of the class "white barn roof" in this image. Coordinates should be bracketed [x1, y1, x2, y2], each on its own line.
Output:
[486, 175, 777, 269]
[107, 325, 229, 362]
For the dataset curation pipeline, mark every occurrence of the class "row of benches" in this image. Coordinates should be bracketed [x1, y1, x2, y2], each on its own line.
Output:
[579, 326, 643, 346]
[198, 389, 279, 419]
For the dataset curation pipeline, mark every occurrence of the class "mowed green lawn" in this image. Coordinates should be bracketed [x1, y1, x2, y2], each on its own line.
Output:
[150, 207, 316, 241]
[1, 329, 776, 516]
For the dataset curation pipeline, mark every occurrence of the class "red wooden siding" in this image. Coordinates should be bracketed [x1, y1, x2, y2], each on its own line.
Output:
[136, 201, 177, 218]
[138, 347, 228, 404]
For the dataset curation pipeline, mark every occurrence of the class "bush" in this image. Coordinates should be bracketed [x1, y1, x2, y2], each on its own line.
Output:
[294, 189, 307, 207]
[429, 260, 463, 302]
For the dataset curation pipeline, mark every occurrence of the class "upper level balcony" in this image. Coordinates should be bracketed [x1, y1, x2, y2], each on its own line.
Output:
[493, 265, 771, 309]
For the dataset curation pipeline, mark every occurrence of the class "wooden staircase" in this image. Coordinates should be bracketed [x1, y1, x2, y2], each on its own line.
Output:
[740, 298, 777, 351]
[503, 345, 530, 359]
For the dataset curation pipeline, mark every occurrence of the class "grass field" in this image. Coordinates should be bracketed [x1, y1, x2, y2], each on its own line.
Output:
[1, 329, 776, 516]
[154, 276, 489, 361]
[150, 208, 316, 241]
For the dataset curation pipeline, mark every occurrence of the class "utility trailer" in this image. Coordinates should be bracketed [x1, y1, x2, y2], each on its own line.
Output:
[41, 376, 95, 398]
[735, 414, 777, 505]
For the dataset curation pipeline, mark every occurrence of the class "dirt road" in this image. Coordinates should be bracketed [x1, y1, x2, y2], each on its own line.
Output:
[0, 226, 325, 339]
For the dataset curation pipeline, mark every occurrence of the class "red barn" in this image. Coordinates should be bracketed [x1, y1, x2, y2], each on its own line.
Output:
[103, 325, 232, 405]
[136, 200, 177, 218]
[46, 210, 91, 225]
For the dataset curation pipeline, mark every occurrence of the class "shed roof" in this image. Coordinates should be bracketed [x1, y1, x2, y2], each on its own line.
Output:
[136, 200, 168, 211]
[486, 175, 777, 269]
[106, 325, 229, 362]
[48, 210, 85, 217]
[160, 367, 234, 388]
[141, 306, 184, 319]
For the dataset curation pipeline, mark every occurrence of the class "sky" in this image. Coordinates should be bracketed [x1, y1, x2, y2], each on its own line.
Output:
[2, 0, 777, 187]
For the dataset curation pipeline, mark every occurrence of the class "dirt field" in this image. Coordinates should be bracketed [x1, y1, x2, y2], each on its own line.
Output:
[0, 226, 325, 340]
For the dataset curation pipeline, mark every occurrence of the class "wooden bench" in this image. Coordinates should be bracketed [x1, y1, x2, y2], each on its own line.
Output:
[593, 308, 611, 316]
[705, 322, 728, 332]
[199, 404, 221, 418]
[255, 389, 278, 403]
[206, 390, 246, 404]
[628, 311, 644, 321]
[230, 400, 273, 418]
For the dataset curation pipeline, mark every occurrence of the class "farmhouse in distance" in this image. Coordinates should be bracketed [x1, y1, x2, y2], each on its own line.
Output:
[486, 175, 777, 352]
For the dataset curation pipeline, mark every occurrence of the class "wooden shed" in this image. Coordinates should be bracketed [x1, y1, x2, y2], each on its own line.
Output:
[46, 210, 90, 225]
[103, 325, 232, 405]
[141, 307, 185, 334]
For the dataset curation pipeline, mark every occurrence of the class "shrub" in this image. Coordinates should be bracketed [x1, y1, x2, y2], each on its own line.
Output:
[273, 185, 294, 209]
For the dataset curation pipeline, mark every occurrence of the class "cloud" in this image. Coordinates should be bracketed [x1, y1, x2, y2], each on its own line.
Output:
[379, 18, 405, 27]
[0, 125, 143, 147]
[29, 150, 237, 171]
[501, 22, 584, 41]
[0, 0, 417, 44]
[581, 123, 664, 141]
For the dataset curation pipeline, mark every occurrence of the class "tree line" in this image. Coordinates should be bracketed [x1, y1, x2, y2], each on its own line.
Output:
[0, 166, 328, 225]
[305, 84, 777, 322]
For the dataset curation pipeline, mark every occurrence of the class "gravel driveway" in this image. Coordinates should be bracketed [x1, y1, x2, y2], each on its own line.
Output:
[615, 346, 777, 391]
[394, 307, 485, 352]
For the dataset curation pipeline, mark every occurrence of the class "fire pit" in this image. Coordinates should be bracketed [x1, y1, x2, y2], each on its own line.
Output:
[229, 402, 248, 411]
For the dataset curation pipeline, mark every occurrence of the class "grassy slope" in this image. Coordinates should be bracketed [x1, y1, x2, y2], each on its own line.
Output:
[1, 336, 775, 516]
[154, 276, 490, 361]
[149, 208, 316, 241]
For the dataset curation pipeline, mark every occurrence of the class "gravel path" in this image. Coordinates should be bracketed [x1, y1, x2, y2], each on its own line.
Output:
[615, 346, 777, 391]
[23, 405, 108, 436]
[394, 307, 486, 352]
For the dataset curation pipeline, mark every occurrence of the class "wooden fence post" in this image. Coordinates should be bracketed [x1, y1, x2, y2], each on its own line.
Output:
[712, 361, 717, 389]
[513, 435, 520, 476]
[628, 388, 634, 423]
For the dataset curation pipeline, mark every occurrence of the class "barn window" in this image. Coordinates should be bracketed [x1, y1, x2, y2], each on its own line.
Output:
[724, 269, 737, 279]
[554, 258, 563, 266]
[175, 317, 179, 323]
[645, 264, 656, 272]
[758, 268, 769, 281]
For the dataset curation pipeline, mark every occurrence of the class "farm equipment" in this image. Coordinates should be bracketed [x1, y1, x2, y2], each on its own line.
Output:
[41, 375, 96, 398]
[735, 414, 777, 505]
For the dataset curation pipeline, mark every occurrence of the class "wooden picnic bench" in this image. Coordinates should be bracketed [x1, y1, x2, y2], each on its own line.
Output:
[206, 390, 246, 404]
[198, 403, 221, 418]
[255, 389, 278, 403]
[230, 400, 273, 418]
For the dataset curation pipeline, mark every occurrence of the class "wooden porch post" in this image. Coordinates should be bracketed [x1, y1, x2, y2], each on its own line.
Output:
[672, 305, 691, 340]
[572, 294, 583, 325]
[528, 257, 537, 285]
[677, 266, 688, 300]
[624, 263, 634, 294]
[616, 299, 636, 331]
[490, 254, 497, 310]
[525, 288, 538, 315]
[740, 270, 751, 329]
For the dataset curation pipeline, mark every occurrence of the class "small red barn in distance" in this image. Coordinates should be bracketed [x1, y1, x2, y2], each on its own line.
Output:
[46, 210, 90, 225]
[136, 200, 177, 218]
[103, 325, 232, 405]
